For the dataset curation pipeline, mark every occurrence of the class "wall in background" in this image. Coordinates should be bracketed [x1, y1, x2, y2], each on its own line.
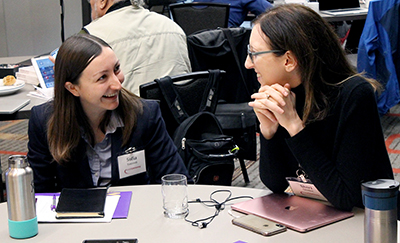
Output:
[0, 1, 6, 57]
[0, 0, 83, 57]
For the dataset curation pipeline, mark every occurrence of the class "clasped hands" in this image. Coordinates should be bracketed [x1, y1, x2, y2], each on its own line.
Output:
[248, 83, 304, 139]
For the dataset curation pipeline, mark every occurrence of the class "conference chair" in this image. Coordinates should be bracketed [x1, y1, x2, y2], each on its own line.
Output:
[169, 2, 230, 35]
[186, 27, 258, 184]
[140, 70, 225, 136]
[144, 0, 180, 17]
[140, 70, 251, 182]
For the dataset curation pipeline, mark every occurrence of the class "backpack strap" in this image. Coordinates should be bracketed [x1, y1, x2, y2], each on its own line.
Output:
[156, 70, 221, 124]
[155, 76, 189, 124]
[199, 69, 219, 113]
[221, 28, 251, 98]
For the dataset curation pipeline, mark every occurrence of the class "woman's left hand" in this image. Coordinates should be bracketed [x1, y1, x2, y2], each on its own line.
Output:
[271, 83, 304, 136]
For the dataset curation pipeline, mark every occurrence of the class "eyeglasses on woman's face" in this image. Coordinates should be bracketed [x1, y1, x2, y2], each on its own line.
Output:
[247, 45, 285, 63]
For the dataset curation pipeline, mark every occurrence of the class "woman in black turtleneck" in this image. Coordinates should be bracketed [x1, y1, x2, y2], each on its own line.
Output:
[246, 4, 394, 213]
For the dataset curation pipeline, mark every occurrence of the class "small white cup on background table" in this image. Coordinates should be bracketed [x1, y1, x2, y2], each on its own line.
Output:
[307, 1, 319, 12]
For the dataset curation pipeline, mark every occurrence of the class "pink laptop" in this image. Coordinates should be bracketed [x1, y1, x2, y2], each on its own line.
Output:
[231, 193, 354, 233]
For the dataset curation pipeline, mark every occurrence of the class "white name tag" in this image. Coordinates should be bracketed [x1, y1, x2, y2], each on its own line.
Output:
[117, 149, 146, 179]
[286, 177, 328, 202]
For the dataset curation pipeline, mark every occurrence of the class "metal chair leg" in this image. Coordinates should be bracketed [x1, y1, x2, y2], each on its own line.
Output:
[239, 158, 250, 184]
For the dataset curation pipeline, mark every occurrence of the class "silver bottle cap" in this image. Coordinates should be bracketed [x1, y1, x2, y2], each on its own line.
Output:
[8, 155, 28, 168]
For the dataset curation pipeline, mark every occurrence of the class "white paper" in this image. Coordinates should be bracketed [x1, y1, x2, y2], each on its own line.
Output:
[36, 195, 120, 223]
[28, 86, 53, 100]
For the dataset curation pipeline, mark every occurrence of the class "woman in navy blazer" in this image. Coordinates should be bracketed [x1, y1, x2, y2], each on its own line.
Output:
[27, 34, 189, 193]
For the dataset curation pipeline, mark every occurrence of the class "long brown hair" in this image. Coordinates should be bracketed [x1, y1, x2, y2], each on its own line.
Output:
[254, 4, 379, 123]
[48, 34, 142, 164]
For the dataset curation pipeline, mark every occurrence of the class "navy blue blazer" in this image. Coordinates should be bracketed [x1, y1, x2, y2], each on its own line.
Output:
[28, 99, 190, 193]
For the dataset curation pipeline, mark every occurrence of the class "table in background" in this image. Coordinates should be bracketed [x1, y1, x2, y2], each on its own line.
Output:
[317, 0, 368, 21]
[319, 11, 367, 22]
[0, 56, 48, 121]
[0, 56, 33, 66]
[243, 3, 368, 28]
[0, 184, 374, 243]
[0, 84, 47, 121]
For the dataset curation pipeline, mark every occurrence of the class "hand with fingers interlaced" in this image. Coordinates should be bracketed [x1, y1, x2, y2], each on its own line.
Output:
[249, 83, 304, 139]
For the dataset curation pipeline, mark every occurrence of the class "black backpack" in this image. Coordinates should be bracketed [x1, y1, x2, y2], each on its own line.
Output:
[155, 71, 238, 185]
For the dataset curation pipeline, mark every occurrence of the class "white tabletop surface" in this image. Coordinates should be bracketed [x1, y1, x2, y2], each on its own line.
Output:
[0, 184, 376, 243]
[0, 55, 48, 120]
[0, 56, 33, 65]
[0, 82, 48, 120]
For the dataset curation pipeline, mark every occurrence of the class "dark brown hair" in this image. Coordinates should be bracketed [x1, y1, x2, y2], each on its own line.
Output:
[254, 4, 378, 123]
[48, 34, 142, 164]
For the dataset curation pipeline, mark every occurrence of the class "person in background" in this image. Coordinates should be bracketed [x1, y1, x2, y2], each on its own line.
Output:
[246, 4, 394, 211]
[28, 34, 190, 193]
[195, 0, 272, 27]
[84, 0, 191, 95]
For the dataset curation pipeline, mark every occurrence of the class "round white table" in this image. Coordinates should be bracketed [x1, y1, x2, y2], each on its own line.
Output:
[0, 184, 369, 242]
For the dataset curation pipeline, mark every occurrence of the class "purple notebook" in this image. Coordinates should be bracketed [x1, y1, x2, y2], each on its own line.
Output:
[108, 191, 132, 219]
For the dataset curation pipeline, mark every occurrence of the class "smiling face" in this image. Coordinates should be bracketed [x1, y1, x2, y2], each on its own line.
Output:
[245, 24, 301, 88]
[65, 47, 124, 121]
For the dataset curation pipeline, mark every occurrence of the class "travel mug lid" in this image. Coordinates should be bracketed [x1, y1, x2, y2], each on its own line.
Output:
[362, 179, 399, 210]
[362, 179, 399, 195]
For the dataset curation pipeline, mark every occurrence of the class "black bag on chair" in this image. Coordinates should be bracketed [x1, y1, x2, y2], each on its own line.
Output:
[173, 112, 237, 185]
[215, 102, 257, 161]
[187, 28, 259, 183]
[155, 72, 238, 185]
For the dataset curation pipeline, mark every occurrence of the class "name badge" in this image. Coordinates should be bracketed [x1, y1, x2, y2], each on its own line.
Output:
[286, 177, 328, 202]
[117, 149, 146, 179]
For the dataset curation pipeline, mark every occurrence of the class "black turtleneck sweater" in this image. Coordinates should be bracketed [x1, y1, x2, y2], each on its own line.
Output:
[259, 76, 394, 211]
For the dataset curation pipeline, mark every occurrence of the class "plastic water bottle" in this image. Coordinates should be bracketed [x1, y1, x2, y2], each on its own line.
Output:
[5, 155, 38, 239]
[362, 179, 399, 243]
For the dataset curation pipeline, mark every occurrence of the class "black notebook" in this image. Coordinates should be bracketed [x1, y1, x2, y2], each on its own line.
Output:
[55, 188, 108, 219]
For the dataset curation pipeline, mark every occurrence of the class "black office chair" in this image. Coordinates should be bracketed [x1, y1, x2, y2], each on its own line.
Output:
[140, 70, 251, 184]
[140, 70, 225, 136]
[186, 27, 259, 184]
[169, 2, 230, 35]
[144, 0, 180, 17]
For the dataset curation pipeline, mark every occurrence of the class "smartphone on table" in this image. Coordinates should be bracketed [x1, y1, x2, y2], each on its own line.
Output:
[232, 214, 287, 236]
[82, 240, 137, 243]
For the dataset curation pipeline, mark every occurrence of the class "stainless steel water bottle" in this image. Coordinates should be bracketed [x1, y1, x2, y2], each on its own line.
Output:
[5, 155, 38, 239]
[362, 179, 399, 243]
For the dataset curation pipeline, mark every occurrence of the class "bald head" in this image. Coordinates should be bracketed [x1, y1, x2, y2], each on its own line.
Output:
[89, 0, 123, 20]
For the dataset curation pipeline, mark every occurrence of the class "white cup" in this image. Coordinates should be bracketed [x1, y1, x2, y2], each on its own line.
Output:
[307, 2, 319, 12]
[161, 174, 188, 219]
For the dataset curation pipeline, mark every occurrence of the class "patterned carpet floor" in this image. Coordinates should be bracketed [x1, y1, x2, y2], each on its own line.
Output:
[1, 103, 400, 190]
[0, 119, 29, 172]
[381, 104, 400, 183]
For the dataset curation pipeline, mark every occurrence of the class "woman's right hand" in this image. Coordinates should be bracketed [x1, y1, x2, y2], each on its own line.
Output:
[253, 106, 279, 139]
